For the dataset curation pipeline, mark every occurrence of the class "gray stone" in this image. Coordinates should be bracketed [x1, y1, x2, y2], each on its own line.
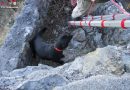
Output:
[61, 46, 128, 82]
[0, 46, 130, 90]
[0, 1, 130, 90]
[8, 64, 53, 77]
[54, 74, 130, 90]
[16, 74, 68, 90]
[0, 0, 52, 72]
[64, 1, 130, 63]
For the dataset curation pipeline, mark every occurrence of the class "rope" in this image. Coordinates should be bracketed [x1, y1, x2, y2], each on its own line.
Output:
[110, 0, 130, 16]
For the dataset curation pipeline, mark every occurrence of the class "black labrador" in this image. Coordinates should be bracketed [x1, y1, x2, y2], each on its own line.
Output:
[30, 28, 73, 65]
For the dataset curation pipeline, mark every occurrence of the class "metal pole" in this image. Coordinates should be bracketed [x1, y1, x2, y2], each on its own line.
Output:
[68, 20, 130, 28]
[83, 14, 130, 21]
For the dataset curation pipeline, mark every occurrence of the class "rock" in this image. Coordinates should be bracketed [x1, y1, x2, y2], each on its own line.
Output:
[0, 0, 52, 72]
[63, 28, 97, 62]
[63, 45, 130, 83]
[64, 1, 130, 63]
[127, 43, 130, 50]
[54, 74, 130, 90]
[73, 46, 125, 76]
[0, 1, 130, 90]
[0, 65, 54, 90]
[70, 28, 97, 50]
[121, 48, 130, 73]
[0, 46, 130, 90]
[8, 64, 53, 77]
[16, 74, 68, 90]
[93, 1, 130, 46]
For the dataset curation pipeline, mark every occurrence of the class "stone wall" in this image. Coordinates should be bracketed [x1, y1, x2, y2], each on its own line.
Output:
[0, 0, 52, 72]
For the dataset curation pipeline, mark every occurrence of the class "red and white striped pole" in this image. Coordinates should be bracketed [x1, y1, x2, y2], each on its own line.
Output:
[83, 14, 130, 21]
[12, 0, 16, 5]
[68, 20, 130, 29]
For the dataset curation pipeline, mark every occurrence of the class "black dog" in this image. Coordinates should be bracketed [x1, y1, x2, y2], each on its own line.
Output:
[30, 28, 73, 65]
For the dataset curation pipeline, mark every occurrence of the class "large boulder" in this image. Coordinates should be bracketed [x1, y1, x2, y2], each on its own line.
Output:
[54, 74, 130, 90]
[0, 46, 130, 90]
[64, 1, 130, 62]
[0, 1, 130, 90]
[0, 0, 52, 72]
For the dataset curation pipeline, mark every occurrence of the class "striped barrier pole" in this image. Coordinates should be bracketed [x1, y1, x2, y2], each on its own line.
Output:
[68, 20, 130, 29]
[12, 0, 16, 5]
[83, 14, 130, 21]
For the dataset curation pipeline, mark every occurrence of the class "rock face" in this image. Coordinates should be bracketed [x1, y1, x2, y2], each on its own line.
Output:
[0, 1, 130, 90]
[63, 1, 130, 62]
[54, 74, 130, 90]
[0, 0, 51, 72]
[93, 1, 130, 46]
[0, 46, 130, 90]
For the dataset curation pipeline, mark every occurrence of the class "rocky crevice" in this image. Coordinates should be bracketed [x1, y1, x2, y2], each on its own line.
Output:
[0, 0, 130, 90]
[0, 0, 52, 72]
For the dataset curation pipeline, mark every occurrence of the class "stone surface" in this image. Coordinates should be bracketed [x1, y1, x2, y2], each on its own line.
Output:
[54, 74, 130, 90]
[0, 1, 130, 90]
[17, 74, 68, 90]
[63, 1, 130, 62]
[0, 46, 130, 90]
[0, 0, 52, 72]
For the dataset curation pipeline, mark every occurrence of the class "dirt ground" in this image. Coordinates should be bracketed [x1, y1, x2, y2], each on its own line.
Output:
[43, 0, 73, 43]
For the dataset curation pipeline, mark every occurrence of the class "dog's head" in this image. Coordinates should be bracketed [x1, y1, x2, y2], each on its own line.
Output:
[55, 34, 73, 50]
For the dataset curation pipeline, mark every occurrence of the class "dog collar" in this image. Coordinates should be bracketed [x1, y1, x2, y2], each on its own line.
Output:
[54, 48, 62, 52]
